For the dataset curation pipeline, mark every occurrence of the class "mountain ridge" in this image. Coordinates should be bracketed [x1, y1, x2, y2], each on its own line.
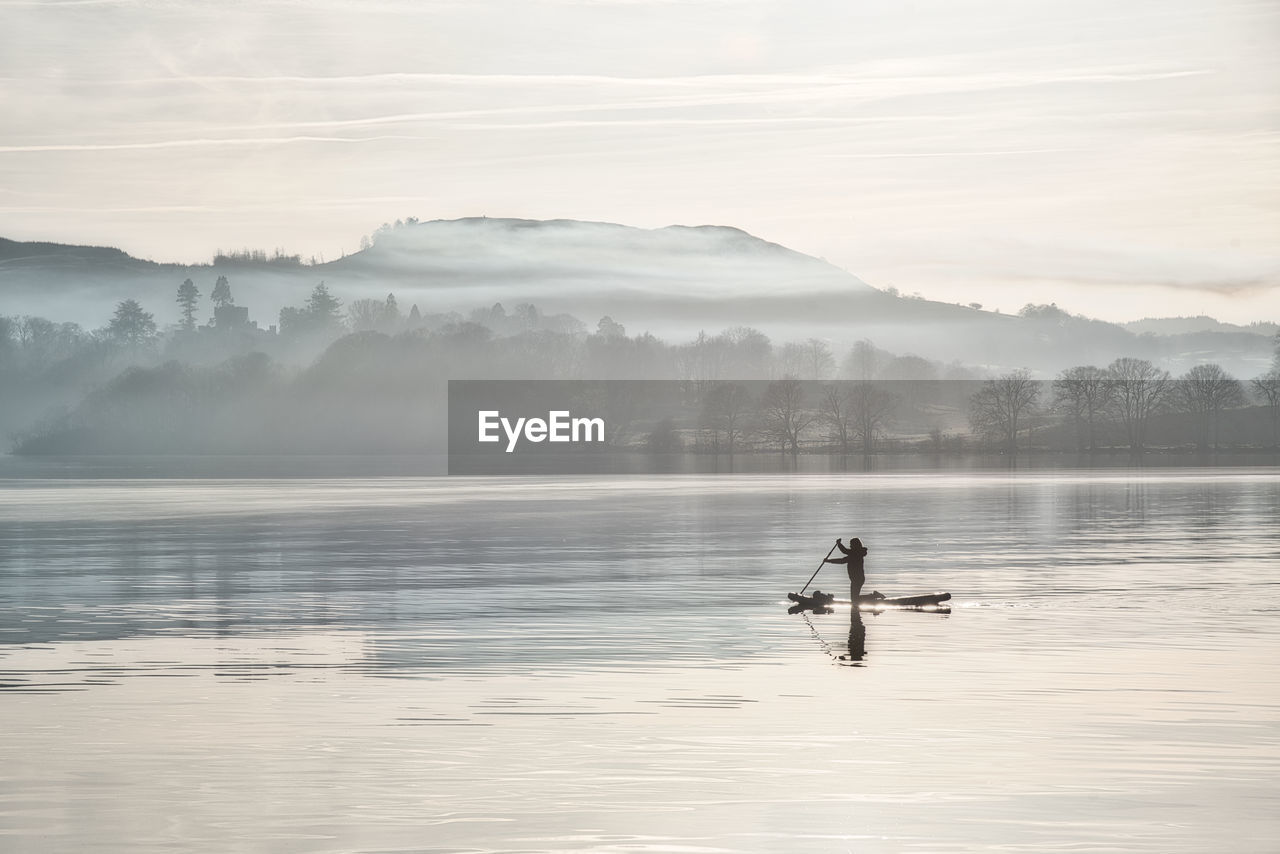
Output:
[1, 217, 817, 274]
[0, 218, 1274, 377]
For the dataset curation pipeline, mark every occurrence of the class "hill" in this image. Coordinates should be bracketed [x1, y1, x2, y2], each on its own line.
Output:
[1124, 316, 1280, 337]
[1, 218, 1274, 376]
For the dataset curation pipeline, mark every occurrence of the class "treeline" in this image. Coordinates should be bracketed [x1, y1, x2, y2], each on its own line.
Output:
[3, 278, 1279, 457]
[0, 302, 172, 442]
[2, 276, 986, 390]
[967, 360, 1279, 455]
[11, 334, 1279, 457]
[6, 321, 978, 455]
[483, 367, 1278, 458]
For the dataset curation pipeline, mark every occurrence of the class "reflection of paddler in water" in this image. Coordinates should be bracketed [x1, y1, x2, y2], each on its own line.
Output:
[841, 609, 867, 662]
[823, 537, 869, 603]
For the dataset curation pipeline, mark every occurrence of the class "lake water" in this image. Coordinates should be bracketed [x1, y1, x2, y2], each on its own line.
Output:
[1, 468, 1278, 852]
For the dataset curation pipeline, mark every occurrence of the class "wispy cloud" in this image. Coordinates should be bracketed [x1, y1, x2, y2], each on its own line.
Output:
[0, 136, 429, 153]
[0, 0, 1276, 323]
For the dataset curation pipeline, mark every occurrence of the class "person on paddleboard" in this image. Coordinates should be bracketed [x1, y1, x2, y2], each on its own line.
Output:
[824, 537, 869, 602]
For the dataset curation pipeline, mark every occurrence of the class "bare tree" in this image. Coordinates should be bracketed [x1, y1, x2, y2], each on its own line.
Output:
[1052, 365, 1114, 452]
[841, 339, 884, 381]
[848, 381, 896, 454]
[676, 331, 727, 384]
[1177, 364, 1246, 451]
[803, 339, 835, 380]
[699, 381, 752, 453]
[820, 384, 853, 453]
[17, 316, 56, 357]
[776, 340, 834, 380]
[879, 353, 939, 411]
[347, 298, 385, 332]
[1249, 371, 1280, 448]
[968, 370, 1040, 454]
[775, 343, 807, 379]
[760, 377, 812, 455]
[1107, 357, 1172, 453]
[722, 326, 772, 377]
[347, 293, 402, 334]
[11, 317, 86, 367]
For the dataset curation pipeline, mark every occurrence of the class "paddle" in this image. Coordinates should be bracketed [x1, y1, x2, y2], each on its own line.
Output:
[798, 541, 840, 595]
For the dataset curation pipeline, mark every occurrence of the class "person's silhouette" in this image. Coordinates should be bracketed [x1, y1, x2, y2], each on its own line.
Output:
[824, 537, 869, 603]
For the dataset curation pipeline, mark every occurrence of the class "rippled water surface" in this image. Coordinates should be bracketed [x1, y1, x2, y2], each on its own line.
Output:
[1, 469, 1278, 853]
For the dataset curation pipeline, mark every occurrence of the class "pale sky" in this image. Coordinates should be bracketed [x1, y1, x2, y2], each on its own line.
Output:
[2, 0, 1278, 323]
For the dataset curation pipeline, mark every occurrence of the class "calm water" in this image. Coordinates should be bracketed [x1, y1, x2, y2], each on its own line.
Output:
[1, 469, 1278, 853]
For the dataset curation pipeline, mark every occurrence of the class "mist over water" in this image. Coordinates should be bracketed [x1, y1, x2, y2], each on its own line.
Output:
[2, 469, 1276, 851]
